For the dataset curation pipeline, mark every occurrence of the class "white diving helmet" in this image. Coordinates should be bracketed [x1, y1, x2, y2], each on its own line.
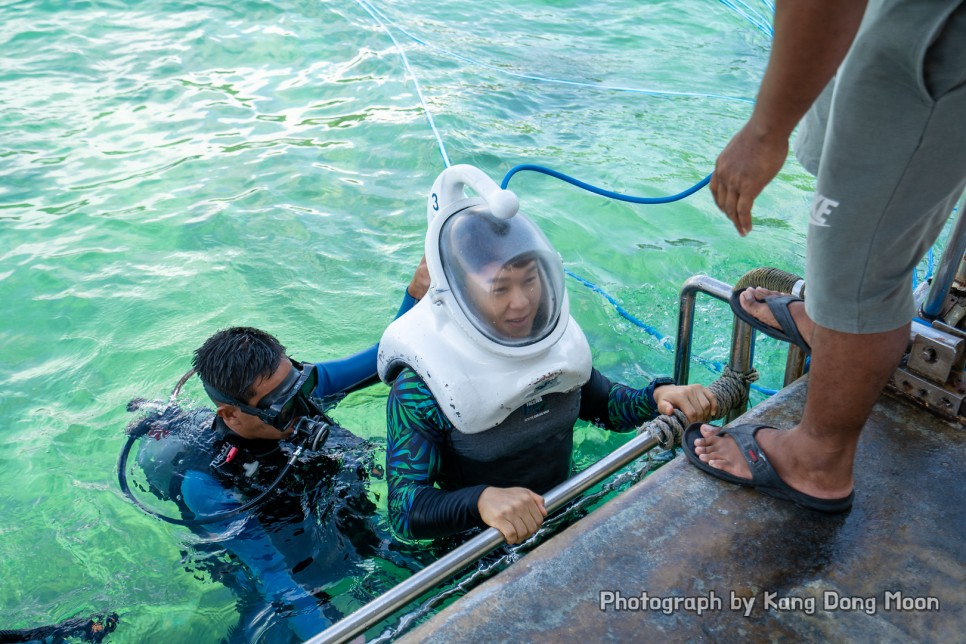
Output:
[426, 165, 570, 357]
[378, 164, 591, 433]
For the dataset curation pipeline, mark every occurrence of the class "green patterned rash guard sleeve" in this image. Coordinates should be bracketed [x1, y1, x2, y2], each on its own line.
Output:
[578, 368, 660, 432]
[386, 367, 488, 541]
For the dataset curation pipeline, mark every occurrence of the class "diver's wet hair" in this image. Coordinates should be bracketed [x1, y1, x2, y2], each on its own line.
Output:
[193, 327, 286, 403]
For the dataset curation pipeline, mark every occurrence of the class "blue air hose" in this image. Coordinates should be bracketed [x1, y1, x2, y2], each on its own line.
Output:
[503, 165, 780, 394]
[501, 164, 712, 204]
[351, 0, 925, 397]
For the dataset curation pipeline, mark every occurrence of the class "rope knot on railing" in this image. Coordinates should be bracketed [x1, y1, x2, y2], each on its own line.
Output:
[636, 365, 759, 447]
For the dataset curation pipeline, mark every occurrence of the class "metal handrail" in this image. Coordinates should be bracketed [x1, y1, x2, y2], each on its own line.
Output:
[922, 194, 966, 319]
[305, 423, 670, 644]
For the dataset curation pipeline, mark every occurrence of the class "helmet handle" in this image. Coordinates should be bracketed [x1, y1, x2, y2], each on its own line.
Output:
[427, 164, 519, 224]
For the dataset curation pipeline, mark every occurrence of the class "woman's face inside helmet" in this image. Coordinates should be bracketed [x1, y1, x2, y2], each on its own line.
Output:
[465, 257, 544, 340]
[439, 205, 565, 347]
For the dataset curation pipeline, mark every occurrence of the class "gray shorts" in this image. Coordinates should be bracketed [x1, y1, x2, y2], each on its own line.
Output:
[794, 0, 966, 334]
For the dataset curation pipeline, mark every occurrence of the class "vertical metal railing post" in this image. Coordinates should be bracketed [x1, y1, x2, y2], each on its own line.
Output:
[727, 317, 755, 422]
[675, 275, 755, 423]
[783, 346, 808, 387]
[922, 194, 966, 319]
[674, 277, 702, 386]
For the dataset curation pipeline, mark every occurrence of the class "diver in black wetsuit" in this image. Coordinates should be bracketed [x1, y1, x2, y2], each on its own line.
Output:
[126, 262, 428, 642]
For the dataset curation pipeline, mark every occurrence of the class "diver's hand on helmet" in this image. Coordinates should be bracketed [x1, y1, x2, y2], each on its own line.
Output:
[478, 486, 547, 545]
[653, 383, 717, 423]
[406, 256, 430, 300]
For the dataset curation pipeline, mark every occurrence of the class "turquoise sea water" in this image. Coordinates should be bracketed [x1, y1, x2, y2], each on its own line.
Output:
[0, 0, 943, 641]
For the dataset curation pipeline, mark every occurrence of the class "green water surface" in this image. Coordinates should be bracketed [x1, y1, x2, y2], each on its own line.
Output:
[2, 0, 922, 640]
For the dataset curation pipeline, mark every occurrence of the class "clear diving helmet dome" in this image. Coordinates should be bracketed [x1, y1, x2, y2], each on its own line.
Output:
[439, 204, 566, 348]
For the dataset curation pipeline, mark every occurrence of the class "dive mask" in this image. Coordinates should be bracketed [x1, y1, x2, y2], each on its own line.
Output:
[202, 357, 319, 432]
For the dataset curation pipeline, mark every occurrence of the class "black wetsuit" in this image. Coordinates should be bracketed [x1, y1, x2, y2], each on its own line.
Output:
[132, 289, 419, 641]
[136, 408, 380, 640]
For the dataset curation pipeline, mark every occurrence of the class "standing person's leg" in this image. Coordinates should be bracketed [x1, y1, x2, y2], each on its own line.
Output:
[793, 323, 908, 488]
[698, 284, 911, 500]
[691, 322, 907, 503]
[689, 0, 966, 509]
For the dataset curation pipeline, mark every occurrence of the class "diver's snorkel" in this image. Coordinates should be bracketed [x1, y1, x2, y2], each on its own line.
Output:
[117, 368, 334, 527]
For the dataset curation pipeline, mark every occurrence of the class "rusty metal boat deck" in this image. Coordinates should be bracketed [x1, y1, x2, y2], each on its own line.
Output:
[401, 377, 965, 642]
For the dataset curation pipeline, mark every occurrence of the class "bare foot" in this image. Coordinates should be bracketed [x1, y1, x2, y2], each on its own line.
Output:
[692, 423, 854, 500]
[739, 286, 814, 345]
[693, 423, 759, 480]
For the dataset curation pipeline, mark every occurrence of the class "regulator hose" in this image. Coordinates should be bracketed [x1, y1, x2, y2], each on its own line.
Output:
[117, 369, 312, 527]
[116, 425, 300, 527]
[0, 612, 118, 643]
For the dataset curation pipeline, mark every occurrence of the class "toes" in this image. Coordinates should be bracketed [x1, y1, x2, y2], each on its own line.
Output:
[706, 457, 727, 470]
[698, 453, 725, 469]
[743, 288, 767, 311]
[742, 287, 762, 306]
[699, 424, 720, 439]
[752, 286, 778, 300]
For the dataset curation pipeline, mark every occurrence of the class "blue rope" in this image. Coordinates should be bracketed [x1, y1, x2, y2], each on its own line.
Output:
[565, 270, 672, 350]
[566, 269, 778, 396]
